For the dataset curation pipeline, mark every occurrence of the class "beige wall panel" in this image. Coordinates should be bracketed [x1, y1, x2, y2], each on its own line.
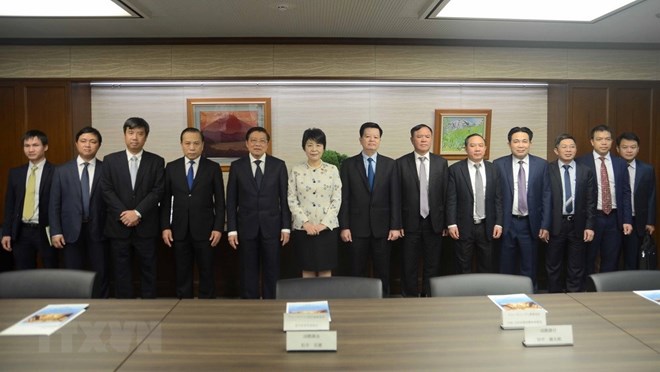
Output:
[374, 46, 475, 79]
[567, 49, 658, 80]
[0, 46, 71, 78]
[92, 85, 547, 170]
[274, 45, 375, 77]
[171, 45, 275, 77]
[70, 46, 172, 78]
[474, 48, 568, 79]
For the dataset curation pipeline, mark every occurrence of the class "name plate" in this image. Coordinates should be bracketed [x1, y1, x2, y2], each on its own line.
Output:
[286, 331, 337, 352]
[283, 313, 330, 331]
[523, 325, 574, 347]
[501, 309, 546, 330]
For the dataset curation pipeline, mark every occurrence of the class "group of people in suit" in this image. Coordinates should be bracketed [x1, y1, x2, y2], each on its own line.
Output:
[1, 119, 656, 298]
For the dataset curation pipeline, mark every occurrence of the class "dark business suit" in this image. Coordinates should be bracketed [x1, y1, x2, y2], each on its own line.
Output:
[49, 158, 108, 297]
[339, 153, 401, 295]
[396, 152, 448, 297]
[576, 152, 632, 274]
[101, 150, 164, 298]
[494, 154, 551, 284]
[2, 161, 57, 269]
[161, 157, 224, 299]
[546, 160, 596, 292]
[622, 159, 656, 269]
[226, 155, 291, 299]
[446, 159, 503, 274]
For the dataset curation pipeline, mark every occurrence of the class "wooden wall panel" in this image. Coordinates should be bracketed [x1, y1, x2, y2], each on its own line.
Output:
[612, 87, 653, 162]
[23, 83, 71, 165]
[569, 86, 609, 157]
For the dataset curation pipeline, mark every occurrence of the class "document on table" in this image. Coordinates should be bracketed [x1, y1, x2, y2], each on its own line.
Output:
[488, 294, 546, 312]
[633, 290, 660, 306]
[0, 304, 89, 336]
[286, 301, 331, 321]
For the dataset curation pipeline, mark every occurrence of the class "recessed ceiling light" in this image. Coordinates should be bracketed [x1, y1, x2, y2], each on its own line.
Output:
[428, 0, 642, 22]
[0, 0, 136, 17]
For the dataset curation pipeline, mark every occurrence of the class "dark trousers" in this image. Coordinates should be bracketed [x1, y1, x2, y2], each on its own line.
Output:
[500, 217, 538, 285]
[546, 218, 586, 293]
[239, 233, 280, 299]
[110, 236, 157, 299]
[454, 222, 493, 274]
[401, 217, 442, 297]
[622, 217, 641, 270]
[349, 236, 391, 296]
[588, 210, 621, 275]
[13, 223, 58, 269]
[173, 235, 216, 299]
[62, 223, 109, 298]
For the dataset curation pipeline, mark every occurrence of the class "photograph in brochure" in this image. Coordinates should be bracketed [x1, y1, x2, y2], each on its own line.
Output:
[488, 294, 546, 312]
[633, 290, 660, 305]
[286, 301, 331, 321]
[0, 304, 89, 336]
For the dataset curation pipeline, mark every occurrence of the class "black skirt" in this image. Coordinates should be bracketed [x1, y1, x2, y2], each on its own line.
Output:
[292, 229, 338, 272]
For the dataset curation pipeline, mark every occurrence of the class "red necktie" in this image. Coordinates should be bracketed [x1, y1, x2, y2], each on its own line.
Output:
[599, 156, 612, 215]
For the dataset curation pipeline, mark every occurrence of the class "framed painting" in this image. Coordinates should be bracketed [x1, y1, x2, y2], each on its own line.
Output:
[434, 109, 492, 160]
[187, 97, 271, 171]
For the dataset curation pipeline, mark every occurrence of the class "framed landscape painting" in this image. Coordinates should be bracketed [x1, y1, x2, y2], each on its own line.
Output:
[434, 109, 492, 160]
[187, 98, 271, 171]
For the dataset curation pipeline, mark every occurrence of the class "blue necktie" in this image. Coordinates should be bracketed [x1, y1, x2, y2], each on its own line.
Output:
[563, 164, 573, 214]
[187, 160, 194, 190]
[367, 158, 375, 191]
[81, 162, 90, 220]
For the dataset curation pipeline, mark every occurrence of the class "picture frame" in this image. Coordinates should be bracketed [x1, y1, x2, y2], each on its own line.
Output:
[187, 97, 271, 171]
[434, 109, 492, 160]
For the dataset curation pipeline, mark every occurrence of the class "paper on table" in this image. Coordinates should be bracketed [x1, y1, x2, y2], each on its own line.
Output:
[286, 301, 331, 321]
[0, 304, 89, 336]
[633, 290, 660, 306]
[488, 294, 546, 312]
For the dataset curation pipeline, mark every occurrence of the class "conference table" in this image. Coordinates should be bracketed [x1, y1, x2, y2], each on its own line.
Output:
[0, 293, 659, 371]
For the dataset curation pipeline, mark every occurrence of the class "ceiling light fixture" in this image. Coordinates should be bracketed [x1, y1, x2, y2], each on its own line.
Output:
[0, 0, 136, 17]
[428, 0, 642, 22]
[90, 80, 548, 88]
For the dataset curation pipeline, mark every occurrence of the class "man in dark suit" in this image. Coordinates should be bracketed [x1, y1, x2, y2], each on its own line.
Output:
[447, 133, 502, 274]
[227, 127, 291, 299]
[397, 124, 448, 297]
[161, 127, 224, 299]
[101, 117, 164, 298]
[339, 122, 401, 295]
[616, 132, 656, 270]
[49, 127, 109, 297]
[494, 127, 551, 285]
[546, 134, 596, 293]
[2, 130, 57, 269]
[576, 125, 633, 274]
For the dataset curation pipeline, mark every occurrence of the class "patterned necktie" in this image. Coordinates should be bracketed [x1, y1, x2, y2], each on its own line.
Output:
[474, 163, 485, 219]
[81, 162, 90, 220]
[367, 158, 375, 192]
[600, 156, 612, 214]
[22, 165, 38, 220]
[187, 160, 195, 190]
[517, 160, 528, 215]
[562, 164, 572, 214]
[419, 157, 429, 218]
[130, 156, 138, 189]
[254, 159, 263, 189]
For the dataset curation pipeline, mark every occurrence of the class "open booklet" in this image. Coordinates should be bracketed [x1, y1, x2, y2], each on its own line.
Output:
[286, 301, 331, 321]
[633, 290, 660, 306]
[488, 294, 546, 312]
[0, 304, 89, 336]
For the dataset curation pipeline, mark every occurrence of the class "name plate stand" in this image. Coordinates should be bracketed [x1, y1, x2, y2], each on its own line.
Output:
[523, 325, 574, 347]
[500, 309, 546, 330]
[283, 313, 337, 352]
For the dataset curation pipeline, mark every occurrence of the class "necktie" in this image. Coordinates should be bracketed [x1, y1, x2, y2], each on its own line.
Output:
[628, 163, 635, 217]
[187, 160, 195, 190]
[600, 156, 612, 214]
[419, 157, 429, 218]
[254, 159, 263, 189]
[474, 163, 485, 219]
[562, 164, 572, 214]
[367, 158, 375, 192]
[517, 160, 528, 215]
[22, 165, 38, 220]
[130, 156, 138, 189]
[81, 162, 90, 220]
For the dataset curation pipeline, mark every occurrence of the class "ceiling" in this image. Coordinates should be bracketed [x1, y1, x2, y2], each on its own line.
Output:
[1, 0, 660, 48]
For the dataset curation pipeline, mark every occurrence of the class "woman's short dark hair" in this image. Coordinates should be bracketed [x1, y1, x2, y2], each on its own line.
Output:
[302, 128, 326, 149]
[123, 117, 150, 136]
